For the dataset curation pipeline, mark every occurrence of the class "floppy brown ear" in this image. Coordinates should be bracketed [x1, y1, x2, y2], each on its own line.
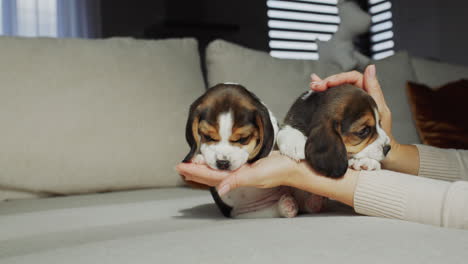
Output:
[305, 120, 348, 178]
[249, 106, 275, 163]
[182, 105, 201, 163]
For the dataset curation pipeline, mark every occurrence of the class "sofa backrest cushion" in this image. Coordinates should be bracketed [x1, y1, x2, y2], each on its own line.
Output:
[411, 56, 468, 88]
[205, 39, 342, 122]
[0, 37, 205, 200]
[373, 51, 420, 144]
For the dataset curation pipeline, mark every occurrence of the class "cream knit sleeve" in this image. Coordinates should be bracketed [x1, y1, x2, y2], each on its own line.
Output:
[416, 144, 468, 181]
[354, 170, 468, 229]
[353, 145, 468, 228]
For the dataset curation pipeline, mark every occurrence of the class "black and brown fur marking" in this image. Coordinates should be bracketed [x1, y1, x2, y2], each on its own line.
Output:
[183, 83, 275, 164]
[284, 84, 379, 178]
[182, 83, 276, 217]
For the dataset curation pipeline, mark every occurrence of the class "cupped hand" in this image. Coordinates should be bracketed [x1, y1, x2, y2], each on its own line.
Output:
[176, 151, 302, 196]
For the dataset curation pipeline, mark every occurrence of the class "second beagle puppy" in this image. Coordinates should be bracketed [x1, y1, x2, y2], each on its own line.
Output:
[278, 84, 391, 178]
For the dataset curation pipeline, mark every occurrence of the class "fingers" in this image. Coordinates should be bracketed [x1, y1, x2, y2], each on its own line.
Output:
[325, 71, 365, 88]
[310, 81, 329, 91]
[363, 65, 393, 136]
[309, 73, 325, 91]
[310, 71, 364, 91]
[363, 65, 386, 108]
[176, 163, 230, 187]
[216, 168, 249, 196]
[310, 73, 322, 82]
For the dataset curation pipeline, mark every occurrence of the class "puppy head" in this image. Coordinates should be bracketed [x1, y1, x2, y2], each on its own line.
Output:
[183, 83, 276, 171]
[305, 84, 391, 178]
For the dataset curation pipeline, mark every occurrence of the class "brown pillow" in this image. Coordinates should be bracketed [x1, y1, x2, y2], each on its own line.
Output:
[406, 80, 468, 149]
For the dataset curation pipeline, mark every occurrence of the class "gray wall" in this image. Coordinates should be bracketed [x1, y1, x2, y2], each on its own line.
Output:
[99, 0, 269, 51]
[392, 0, 468, 66]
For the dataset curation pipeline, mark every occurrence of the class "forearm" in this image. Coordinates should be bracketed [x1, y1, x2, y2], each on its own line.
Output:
[354, 170, 468, 229]
[381, 143, 419, 175]
[287, 162, 359, 207]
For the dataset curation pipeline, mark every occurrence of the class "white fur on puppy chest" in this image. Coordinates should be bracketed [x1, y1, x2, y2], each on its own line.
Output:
[277, 125, 307, 161]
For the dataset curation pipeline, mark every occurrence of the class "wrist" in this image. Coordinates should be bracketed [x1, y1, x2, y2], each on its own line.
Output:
[381, 141, 419, 175]
[290, 161, 360, 207]
[381, 139, 401, 170]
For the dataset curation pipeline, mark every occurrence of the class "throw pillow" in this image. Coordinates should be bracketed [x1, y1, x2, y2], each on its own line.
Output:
[407, 80, 468, 149]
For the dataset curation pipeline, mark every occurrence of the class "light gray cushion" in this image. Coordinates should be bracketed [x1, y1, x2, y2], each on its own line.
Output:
[1, 188, 468, 263]
[206, 39, 342, 121]
[0, 37, 205, 200]
[412, 56, 468, 88]
[373, 51, 420, 144]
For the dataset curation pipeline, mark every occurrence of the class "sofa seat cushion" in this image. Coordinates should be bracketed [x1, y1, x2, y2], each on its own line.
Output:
[1, 188, 468, 263]
[0, 37, 205, 200]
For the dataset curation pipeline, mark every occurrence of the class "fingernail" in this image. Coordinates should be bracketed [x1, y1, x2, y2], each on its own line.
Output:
[367, 64, 376, 78]
[217, 185, 230, 196]
[311, 73, 319, 79]
[311, 81, 322, 87]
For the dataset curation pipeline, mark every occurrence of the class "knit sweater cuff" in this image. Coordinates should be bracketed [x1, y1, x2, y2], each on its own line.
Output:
[354, 171, 406, 220]
[354, 170, 451, 226]
[416, 144, 460, 181]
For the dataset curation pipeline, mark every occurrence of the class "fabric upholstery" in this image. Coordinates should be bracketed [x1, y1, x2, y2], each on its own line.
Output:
[407, 80, 468, 149]
[1, 188, 468, 263]
[412, 56, 468, 88]
[205, 39, 342, 122]
[0, 37, 205, 200]
[373, 51, 420, 144]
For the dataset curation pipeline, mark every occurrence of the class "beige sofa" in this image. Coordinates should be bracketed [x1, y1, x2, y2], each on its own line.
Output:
[1, 37, 467, 263]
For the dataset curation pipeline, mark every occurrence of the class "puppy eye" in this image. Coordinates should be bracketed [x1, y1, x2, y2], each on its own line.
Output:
[356, 126, 370, 138]
[202, 134, 215, 142]
[232, 136, 250, 144]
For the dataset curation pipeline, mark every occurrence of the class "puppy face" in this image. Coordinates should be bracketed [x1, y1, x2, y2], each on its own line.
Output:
[304, 84, 390, 177]
[183, 84, 276, 171]
[340, 106, 390, 162]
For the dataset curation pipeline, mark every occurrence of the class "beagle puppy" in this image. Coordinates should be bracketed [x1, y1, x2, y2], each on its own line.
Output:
[277, 84, 391, 178]
[183, 83, 299, 218]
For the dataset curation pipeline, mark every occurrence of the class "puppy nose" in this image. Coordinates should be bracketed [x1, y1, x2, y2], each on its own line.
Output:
[216, 160, 230, 170]
[383, 145, 391, 156]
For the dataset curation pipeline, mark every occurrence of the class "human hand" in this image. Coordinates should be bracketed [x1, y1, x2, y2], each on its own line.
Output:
[309, 65, 396, 147]
[176, 151, 302, 196]
[177, 151, 360, 206]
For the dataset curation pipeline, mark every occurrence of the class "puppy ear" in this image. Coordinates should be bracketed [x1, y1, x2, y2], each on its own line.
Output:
[305, 120, 348, 178]
[249, 106, 276, 162]
[182, 105, 201, 163]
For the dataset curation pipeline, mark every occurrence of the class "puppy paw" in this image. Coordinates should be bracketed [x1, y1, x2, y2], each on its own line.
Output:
[349, 157, 381, 171]
[277, 126, 306, 161]
[278, 194, 298, 218]
[192, 154, 206, 165]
